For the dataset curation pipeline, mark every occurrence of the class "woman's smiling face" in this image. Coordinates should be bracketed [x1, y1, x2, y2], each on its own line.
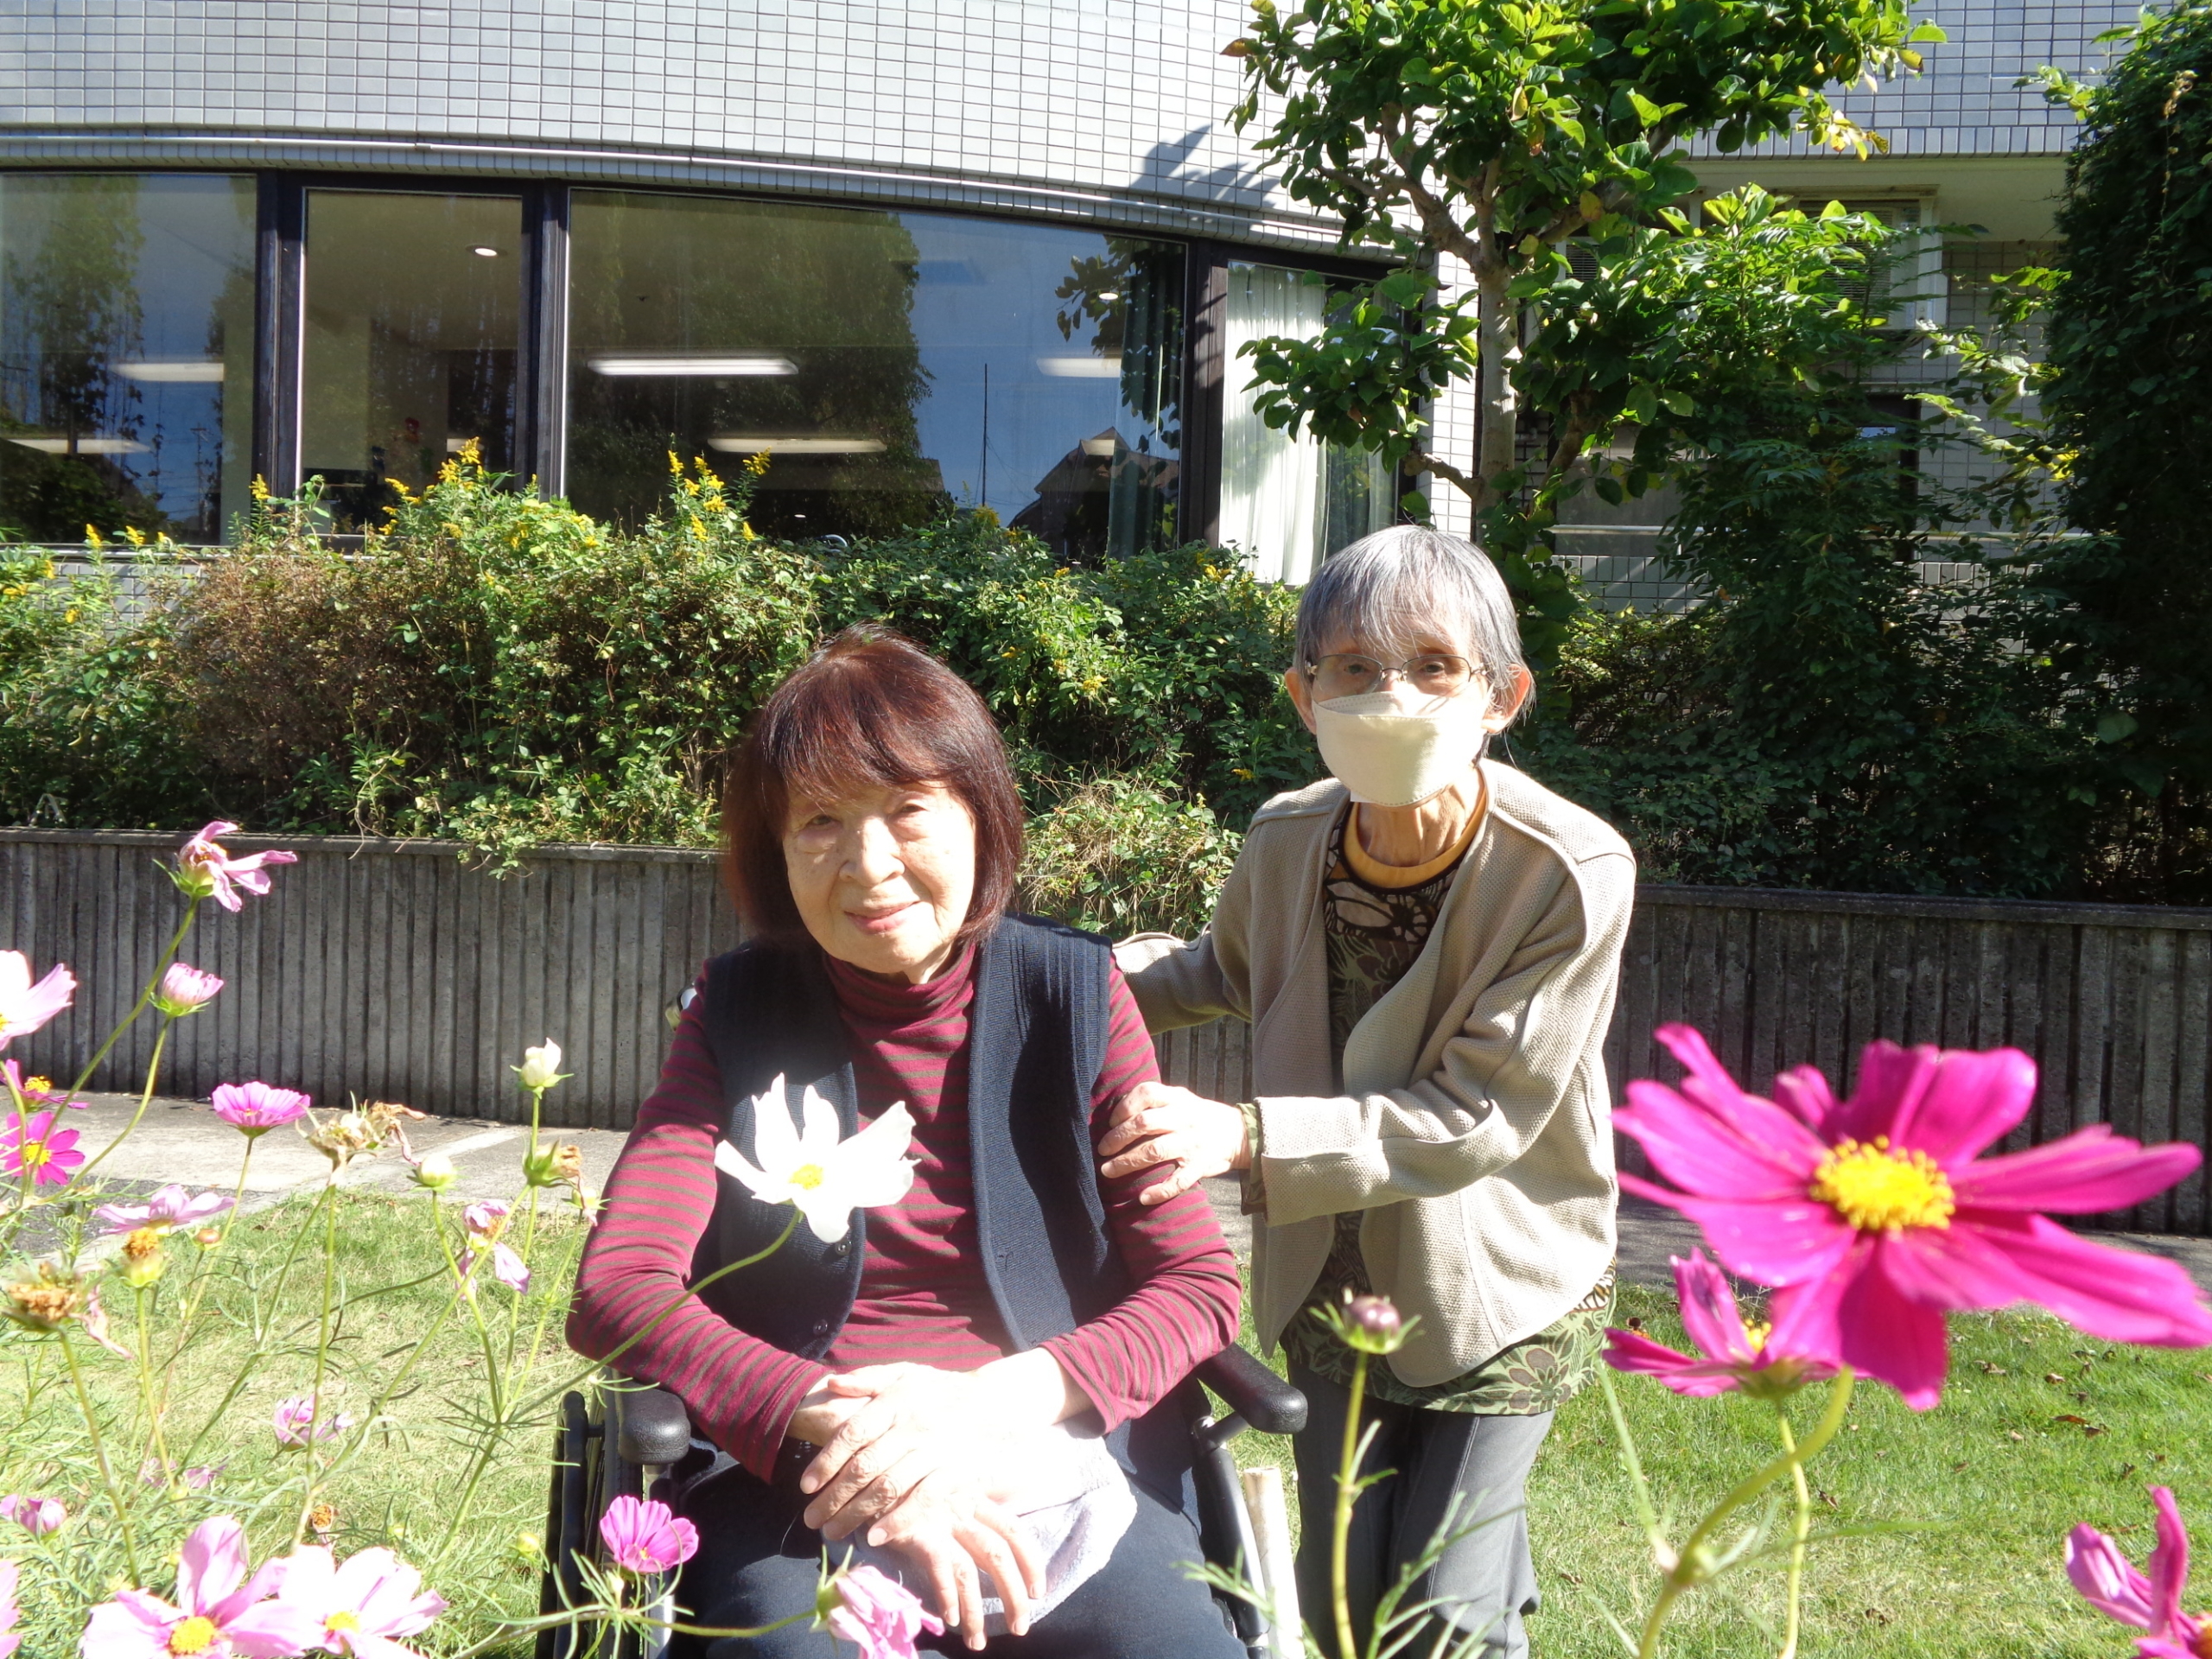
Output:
[782, 780, 976, 983]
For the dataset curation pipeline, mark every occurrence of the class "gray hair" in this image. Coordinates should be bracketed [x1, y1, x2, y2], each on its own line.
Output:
[1294, 526, 1529, 721]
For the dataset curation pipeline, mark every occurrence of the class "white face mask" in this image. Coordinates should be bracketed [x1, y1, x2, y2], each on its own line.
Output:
[1313, 685, 1491, 808]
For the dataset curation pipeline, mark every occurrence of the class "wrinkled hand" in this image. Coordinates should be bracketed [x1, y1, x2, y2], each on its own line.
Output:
[868, 1471, 1046, 1649]
[799, 1364, 1001, 1537]
[1096, 1081, 1249, 1205]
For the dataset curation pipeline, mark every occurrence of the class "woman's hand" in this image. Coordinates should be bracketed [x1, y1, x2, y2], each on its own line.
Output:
[868, 1471, 1046, 1650]
[1096, 1081, 1249, 1205]
[798, 1363, 997, 1536]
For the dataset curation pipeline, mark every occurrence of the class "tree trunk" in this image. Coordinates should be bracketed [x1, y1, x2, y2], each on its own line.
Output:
[1471, 259, 1520, 508]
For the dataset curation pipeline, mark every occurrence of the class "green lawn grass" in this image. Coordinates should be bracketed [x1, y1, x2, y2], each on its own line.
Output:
[2, 1188, 582, 1657]
[1231, 1280, 2207, 1656]
[24, 1190, 2201, 1658]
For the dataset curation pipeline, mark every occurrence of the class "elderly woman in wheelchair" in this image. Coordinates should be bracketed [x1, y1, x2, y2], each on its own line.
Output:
[564, 627, 1297, 1658]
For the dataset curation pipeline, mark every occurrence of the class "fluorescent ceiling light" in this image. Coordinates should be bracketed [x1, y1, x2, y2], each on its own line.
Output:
[7, 435, 149, 454]
[1036, 355, 1123, 378]
[470, 245, 500, 257]
[444, 435, 478, 453]
[1080, 437, 1120, 457]
[587, 353, 798, 377]
[112, 359, 225, 384]
[708, 435, 887, 454]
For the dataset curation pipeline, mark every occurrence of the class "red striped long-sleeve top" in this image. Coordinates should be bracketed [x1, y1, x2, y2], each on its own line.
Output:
[566, 940, 1241, 1479]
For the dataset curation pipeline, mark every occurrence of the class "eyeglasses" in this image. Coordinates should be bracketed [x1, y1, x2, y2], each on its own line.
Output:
[1305, 652, 1477, 701]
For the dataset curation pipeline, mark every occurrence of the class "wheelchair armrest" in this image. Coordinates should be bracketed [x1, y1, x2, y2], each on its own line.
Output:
[613, 1385, 695, 1467]
[1196, 1344, 1307, 1436]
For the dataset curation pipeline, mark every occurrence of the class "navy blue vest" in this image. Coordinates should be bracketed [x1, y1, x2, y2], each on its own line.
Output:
[690, 914, 1198, 1512]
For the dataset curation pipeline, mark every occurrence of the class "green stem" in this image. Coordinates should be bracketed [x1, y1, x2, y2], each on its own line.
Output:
[1333, 1349, 1366, 1659]
[1777, 1408, 1812, 1659]
[60, 1327, 140, 1583]
[1634, 1370, 1854, 1659]
[64, 897, 200, 1101]
[65, 1016, 175, 1211]
[293, 1179, 343, 1544]
[132, 1282, 173, 1485]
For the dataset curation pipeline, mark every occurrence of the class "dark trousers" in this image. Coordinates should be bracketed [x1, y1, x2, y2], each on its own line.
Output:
[669, 1463, 1244, 1658]
[1288, 1361, 1553, 1659]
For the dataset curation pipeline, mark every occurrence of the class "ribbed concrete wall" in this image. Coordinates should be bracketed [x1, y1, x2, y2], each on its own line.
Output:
[6, 830, 2207, 1230]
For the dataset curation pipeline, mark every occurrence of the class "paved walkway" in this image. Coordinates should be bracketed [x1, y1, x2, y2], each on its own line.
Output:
[41, 1094, 2212, 1297]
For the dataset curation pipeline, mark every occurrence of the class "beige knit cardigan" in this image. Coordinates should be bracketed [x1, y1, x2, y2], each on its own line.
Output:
[1116, 762, 1637, 1388]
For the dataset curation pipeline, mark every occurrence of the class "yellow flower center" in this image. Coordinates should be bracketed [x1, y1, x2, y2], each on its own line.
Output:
[23, 1077, 50, 1094]
[168, 1615, 219, 1654]
[124, 1227, 163, 1260]
[1808, 1136, 1955, 1233]
[789, 1163, 826, 1192]
[327, 1610, 362, 1633]
[1743, 1320, 1771, 1354]
[18, 1141, 50, 1168]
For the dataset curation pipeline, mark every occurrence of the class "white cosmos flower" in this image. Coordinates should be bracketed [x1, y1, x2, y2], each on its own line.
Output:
[515, 1040, 567, 1092]
[714, 1074, 917, 1243]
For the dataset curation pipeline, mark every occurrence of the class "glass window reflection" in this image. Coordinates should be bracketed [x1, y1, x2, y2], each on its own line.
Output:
[0, 174, 255, 544]
[566, 192, 1182, 559]
[301, 191, 524, 531]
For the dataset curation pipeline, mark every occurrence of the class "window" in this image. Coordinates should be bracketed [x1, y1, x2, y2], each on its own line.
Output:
[0, 174, 255, 544]
[565, 191, 1183, 558]
[1217, 262, 1392, 584]
[300, 190, 526, 532]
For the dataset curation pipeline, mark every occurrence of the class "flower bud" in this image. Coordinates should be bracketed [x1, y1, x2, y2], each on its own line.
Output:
[1345, 1294, 1401, 1338]
[151, 961, 224, 1018]
[119, 1227, 167, 1287]
[514, 1041, 566, 1093]
[412, 1152, 457, 1192]
[1332, 1289, 1412, 1355]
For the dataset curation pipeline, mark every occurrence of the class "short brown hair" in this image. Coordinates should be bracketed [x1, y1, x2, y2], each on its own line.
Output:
[722, 626, 1026, 948]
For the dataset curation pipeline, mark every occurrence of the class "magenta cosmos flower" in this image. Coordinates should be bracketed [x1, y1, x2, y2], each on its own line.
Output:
[3, 1060, 85, 1109]
[2068, 1486, 2205, 1658]
[1605, 1249, 1839, 1399]
[95, 1185, 236, 1237]
[3, 1109, 84, 1188]
[0, 1556, 20, 1659]
[598, 1496, 698, 1574]
[176, 823, 298, 913]
[817, 1563, 945, 1659]
[0, 1494, 64, 1536]
[270, 1542, 447, 1658]
[0, 950, 73, 1050]
[154, 962, 225, 1017]
[1618, 1026, 2212, 1408]
[272, 1396, 356, 1447]
[79, 1515, 322, 1658]
[212, 1082, 311, 1139]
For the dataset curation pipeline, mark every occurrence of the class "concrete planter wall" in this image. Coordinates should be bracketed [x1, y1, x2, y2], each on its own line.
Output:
[6, 830, 2210, 1230]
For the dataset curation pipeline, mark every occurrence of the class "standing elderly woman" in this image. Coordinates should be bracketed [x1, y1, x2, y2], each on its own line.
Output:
[1098, 527, 1635, 1658]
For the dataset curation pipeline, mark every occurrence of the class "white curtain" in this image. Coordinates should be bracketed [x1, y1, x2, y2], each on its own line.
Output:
[1220, 264, 1326, 584]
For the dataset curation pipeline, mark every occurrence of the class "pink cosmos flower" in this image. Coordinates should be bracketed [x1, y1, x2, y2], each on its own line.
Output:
[597, 1496, 698, 1574]
[273, 1396, 357, 1447]
[154, 962, 226, 1017]
[3, 1061, 86, 1109]
[79, 1514, 322, 1658]
[95, 1185, 236, 1237]
[212, 1082, 312, 1139]
[0, 1494, 63, 1535]
[1616, 1026, 2212, 1408]
[2068, 1486, 2204, 1657]
[1605, 1249, 1839, 1399]
[0, 950, 73, 1050]
[0, 1556, 19, 1659]
[3, 1109, 84, 1188]
[176, 823, 298, 913]
[819, 1563, 945, 1659]
[459, 1200, 529, 1294]
[270, 1542, 448, 1658]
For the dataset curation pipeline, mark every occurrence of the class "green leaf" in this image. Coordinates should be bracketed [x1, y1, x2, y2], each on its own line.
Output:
[2095, 711, 2139, 743]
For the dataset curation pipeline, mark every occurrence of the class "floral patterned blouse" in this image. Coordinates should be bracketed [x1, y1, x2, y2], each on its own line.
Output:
[1276, 798, 1615, 1415]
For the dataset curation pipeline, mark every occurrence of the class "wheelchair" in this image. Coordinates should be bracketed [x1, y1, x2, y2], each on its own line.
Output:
[537, 1347, 1308, 1659]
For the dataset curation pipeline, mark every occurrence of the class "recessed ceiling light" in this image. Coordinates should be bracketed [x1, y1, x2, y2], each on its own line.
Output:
[1096, 291, 1122, 302]
[470, 245, 500, 257]
[1036, 355, 1123, 378]
[587, 353, 798, 377]
[111, 359, 226, 384]
[707, 435, 887, 454]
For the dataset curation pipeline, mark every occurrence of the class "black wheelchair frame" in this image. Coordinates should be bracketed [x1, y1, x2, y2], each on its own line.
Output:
[537, 1348, 1306, 1659]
